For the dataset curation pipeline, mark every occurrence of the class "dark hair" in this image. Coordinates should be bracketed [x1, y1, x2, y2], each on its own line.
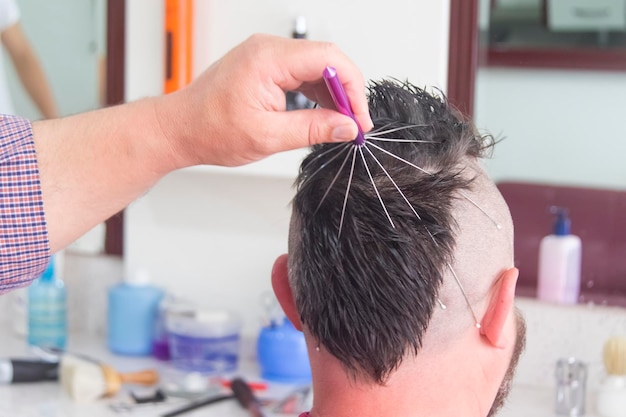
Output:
[290, 80, 492, 384]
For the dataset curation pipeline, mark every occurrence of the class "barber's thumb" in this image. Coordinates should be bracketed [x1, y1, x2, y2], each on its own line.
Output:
[268, 110, 358, 151]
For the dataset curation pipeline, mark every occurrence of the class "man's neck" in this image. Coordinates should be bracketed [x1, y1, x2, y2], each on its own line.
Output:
[305, 338, 493, 417]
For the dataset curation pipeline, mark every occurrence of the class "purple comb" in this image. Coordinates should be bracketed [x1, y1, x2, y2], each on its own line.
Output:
[322, 66, 366, 146]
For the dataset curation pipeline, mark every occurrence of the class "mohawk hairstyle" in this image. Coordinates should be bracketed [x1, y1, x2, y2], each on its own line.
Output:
[290, 80, 493, 384]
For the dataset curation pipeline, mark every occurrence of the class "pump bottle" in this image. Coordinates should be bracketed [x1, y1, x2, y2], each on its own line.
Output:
[28, 254, 67, 349]
[537, 207, 582, 304]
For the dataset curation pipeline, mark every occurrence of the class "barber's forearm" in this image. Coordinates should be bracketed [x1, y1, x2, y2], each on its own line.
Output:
[32, 98, 176, 252]
[29, 34, 372, 253]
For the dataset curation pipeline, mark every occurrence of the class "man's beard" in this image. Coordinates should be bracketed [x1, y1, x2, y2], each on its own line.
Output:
[487, 308, 527, 417]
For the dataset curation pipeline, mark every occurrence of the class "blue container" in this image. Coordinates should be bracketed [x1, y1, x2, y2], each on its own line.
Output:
[167, 310, 242, 374]
[257, 318, 311, 384]
[28, 256, 67, 350]
[107, 270, 164, 355]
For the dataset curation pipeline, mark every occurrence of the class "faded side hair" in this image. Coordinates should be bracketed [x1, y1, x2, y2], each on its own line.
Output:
[289, 80, 493, 384]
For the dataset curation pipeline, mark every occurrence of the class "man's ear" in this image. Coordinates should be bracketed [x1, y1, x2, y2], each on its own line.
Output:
[480, 267, 519, 348]
[271, 254, 303, 330]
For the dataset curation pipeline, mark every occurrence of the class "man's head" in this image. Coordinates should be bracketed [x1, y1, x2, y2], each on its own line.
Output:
[272, 80, 525, 416]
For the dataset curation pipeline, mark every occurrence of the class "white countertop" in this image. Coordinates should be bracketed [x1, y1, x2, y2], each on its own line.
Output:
[0, 333, 298, 417]
[0, 331, 599, 417]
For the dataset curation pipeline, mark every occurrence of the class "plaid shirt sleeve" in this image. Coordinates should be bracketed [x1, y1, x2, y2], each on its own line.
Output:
[0, 115, 50, 294]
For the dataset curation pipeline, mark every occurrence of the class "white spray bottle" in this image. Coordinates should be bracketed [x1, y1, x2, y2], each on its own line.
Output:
[537, 207, 582, 304]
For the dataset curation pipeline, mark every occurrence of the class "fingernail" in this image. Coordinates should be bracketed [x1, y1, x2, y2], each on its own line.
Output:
[332, 124, 357, 141]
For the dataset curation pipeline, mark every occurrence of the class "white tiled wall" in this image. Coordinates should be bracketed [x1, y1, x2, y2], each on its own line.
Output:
[125, 169, 296, 338]
[0, 253, 123, 337]
[515, 297, 626, 389]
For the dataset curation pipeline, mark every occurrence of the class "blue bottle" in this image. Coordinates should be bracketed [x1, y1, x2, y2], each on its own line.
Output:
[28, 255, 67, 349]
[257, 317, 312, 384]
[107, 269, 164, 355]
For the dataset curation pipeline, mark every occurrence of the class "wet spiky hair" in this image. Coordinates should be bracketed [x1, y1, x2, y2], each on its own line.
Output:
[289, 80, 492, 384]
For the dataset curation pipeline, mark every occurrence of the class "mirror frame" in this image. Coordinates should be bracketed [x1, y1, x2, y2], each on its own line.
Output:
[104, 0, 125, 256]
[447, 0, 479, 118]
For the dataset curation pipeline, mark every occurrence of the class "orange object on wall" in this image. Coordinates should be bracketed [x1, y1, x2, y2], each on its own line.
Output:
[164, 0, 193, 94]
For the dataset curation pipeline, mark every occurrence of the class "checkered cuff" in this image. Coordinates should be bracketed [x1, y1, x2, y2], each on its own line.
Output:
[0, 115, 50, 293]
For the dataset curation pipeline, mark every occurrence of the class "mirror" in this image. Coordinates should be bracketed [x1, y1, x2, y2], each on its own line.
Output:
[486, 0, 626, 54]
[471, 0, 626, 305]
[475, 0, 626, 189]
[2, 0, 107, 119]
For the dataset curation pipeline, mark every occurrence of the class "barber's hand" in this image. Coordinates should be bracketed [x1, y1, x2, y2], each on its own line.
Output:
[154, 33, 373, 168]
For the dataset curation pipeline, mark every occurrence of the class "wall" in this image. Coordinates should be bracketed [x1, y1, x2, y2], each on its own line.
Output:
[124, 0, 452, 337]
[126, 0, 451, 102]
[475, 67, 626, 189]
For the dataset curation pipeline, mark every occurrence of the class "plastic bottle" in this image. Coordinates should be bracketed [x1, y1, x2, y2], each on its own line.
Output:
[597, 336, 626, 417]
[286, 16, 314, 111]
[107, 268, 164, 355]
[28, 254, 67, 349]
[257, 317, 312, 384]
[537, 207, 582, 304]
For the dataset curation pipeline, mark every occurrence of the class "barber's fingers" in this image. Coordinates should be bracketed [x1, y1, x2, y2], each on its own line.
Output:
[260, 109, 358, 153]
[255, 35, 373, 133]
